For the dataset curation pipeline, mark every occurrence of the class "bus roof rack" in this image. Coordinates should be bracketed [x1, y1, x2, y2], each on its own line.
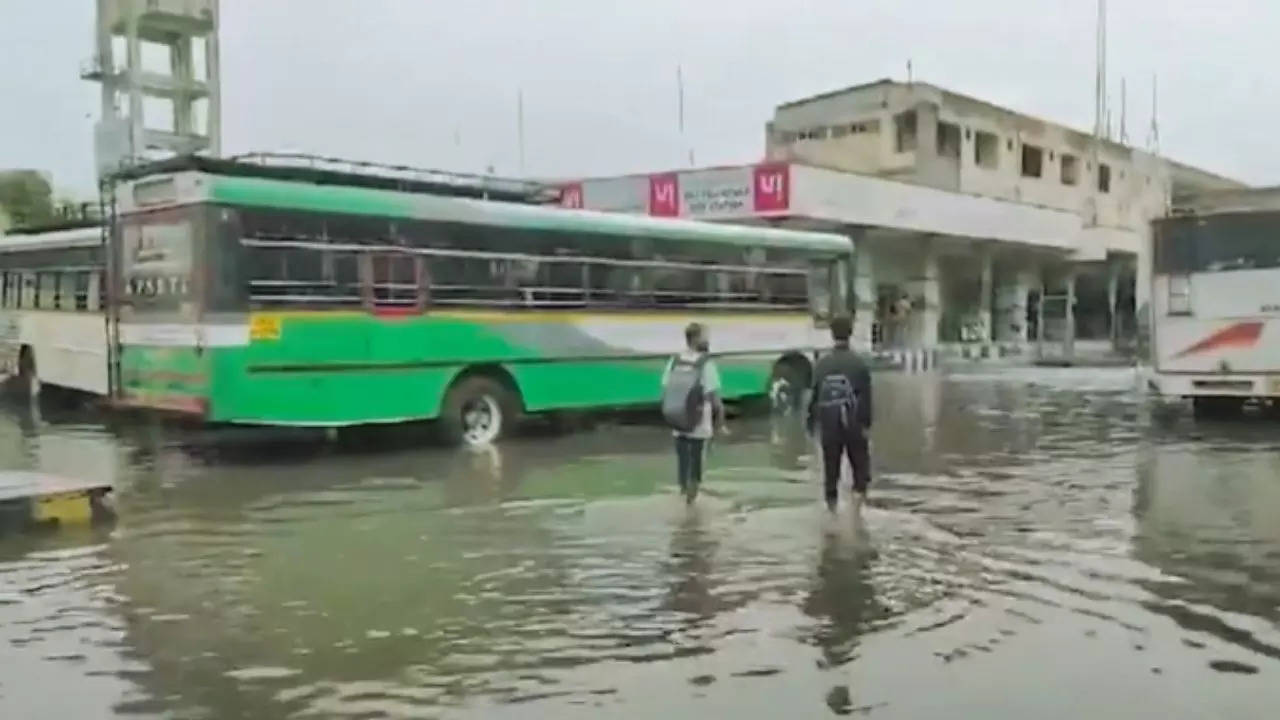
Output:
[2, 202, 104, 235]
[105, 153, 559, 204]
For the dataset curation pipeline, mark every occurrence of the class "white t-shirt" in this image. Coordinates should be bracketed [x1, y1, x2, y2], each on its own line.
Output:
[661, 350, 722, 439]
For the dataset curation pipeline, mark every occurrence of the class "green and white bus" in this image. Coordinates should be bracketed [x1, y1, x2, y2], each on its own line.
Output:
[19, 156, 854, 444]
[0, 227, 108, 399]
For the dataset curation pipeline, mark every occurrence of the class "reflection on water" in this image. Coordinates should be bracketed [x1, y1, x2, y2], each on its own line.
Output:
[1, 369, 1278, 718]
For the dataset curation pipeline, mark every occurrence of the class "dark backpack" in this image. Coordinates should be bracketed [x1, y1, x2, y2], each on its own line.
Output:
[661, 354, 708, 433]
[815, 373, 859, 434]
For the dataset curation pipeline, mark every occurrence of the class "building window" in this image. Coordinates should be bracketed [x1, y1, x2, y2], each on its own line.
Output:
[974, 131, 999, 169]
[1007, 138, 1014, 151]
[831, 124, 850, 139]
[1060, 153, 1080, 186]
[894, 110, 918, 152]
[1098, 163, 1112, 193]
[936, 121, 961, 159]
[1021, 144, 1044, 178]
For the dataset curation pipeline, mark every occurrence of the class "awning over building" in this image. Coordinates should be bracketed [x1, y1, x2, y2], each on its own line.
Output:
[559, 162, 1138, 259]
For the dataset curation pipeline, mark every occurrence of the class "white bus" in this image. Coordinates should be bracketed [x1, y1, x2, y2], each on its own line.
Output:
[1149, 188, 1280, 417]
[0, 227, 109, 398]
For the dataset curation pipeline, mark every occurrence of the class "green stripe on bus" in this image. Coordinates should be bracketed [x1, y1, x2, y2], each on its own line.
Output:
[118, 312, 780, 425]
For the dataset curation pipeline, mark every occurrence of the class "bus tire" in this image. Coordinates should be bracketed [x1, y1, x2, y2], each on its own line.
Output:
[1192, 396, 1244, 420]
[769, 358, 810, 415]
[15, 346, 39, 401]
[439, 375, 519, 447]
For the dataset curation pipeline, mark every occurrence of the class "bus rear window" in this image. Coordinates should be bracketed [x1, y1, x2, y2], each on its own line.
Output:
[120, 206, 199, 314]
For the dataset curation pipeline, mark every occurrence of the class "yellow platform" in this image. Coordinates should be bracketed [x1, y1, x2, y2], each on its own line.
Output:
[0, 471, 113, 527]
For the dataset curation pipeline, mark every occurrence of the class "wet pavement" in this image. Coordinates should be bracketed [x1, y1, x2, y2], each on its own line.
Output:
[1, 368, 1278, 718]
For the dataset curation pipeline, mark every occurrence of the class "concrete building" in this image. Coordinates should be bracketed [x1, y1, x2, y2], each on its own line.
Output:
[763, 79, 1242, 359]
[82, 0, 221, 177]
[562, 79, 1243, 364]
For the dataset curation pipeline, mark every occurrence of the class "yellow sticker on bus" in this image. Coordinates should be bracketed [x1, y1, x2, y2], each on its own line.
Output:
[249, 314, 282, 341]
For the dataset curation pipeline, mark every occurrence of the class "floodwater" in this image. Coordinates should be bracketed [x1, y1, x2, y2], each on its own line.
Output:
[1, 368, 1278, 719]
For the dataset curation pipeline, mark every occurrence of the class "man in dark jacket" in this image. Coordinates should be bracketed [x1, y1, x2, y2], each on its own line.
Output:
[807, 316, 873, 511]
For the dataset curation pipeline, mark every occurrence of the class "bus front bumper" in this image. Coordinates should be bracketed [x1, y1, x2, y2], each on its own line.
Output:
[1149, 372, 1280, 399]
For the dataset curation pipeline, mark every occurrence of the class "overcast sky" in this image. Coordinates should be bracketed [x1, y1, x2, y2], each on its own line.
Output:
[2, 0, 1276, 196]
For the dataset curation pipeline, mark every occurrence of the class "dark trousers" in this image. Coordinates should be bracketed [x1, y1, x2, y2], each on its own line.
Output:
[674, 435, 706, 498]
[820, 430, 870, 506]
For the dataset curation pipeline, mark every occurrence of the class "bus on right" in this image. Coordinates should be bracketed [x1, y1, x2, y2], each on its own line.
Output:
[1150, 187, 1280, 417]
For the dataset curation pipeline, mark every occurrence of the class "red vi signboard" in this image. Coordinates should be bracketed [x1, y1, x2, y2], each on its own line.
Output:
[651, 163, 790, 218]
[560, 162, 791, 219]
[648, 172, 681, 217]
[558, 182, 584, 209]
[751, 163, 789, 213]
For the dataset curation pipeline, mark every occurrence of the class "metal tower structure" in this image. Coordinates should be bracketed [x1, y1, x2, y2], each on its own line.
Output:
[82, 0, 221, 177]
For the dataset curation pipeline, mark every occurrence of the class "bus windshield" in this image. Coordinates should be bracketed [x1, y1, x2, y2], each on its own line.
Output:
[1155, 212, 1280, 274]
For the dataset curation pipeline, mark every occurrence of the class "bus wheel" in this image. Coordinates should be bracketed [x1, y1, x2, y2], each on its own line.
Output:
[1192, 396, 1244, 420]
[768, 360, 809, 415]
[440, 376, 518, 447]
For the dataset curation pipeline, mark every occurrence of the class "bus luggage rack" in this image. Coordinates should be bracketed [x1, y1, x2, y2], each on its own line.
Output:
[230, 153, 559, 203]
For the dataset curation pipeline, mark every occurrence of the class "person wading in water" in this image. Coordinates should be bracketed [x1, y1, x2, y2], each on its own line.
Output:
[807, 316, 873, 512]
[661, 323, 725, 503]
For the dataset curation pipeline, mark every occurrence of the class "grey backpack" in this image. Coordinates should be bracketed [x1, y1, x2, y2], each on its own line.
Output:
[816, 373, 858, 433]
[661, 355, 708, 432]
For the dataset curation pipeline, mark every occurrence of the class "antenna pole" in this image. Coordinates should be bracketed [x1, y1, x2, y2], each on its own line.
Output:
[677, 64, 685, 136]
[1094, 0, 1107, 138]
[1151, 74, 1160, 153]
[516, 89, 526, 176]
[677, 64, 693, 167]
[1120, 78, 1128, 144]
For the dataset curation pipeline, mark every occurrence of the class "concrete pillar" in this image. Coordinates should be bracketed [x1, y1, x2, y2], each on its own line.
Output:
[1064, 267, 1077, 361]
[126, 12, 143, 155]
[907, 238, 940, 348]
[978, 247, 994, 343]
[852, 241, 876, 351]
[172, 37, 193, 136]
[1135, 226, 1153, 362]
[95, 0, 114, 123]
[1107, 260, 1121, 349]
[205, 12, 222, 156]
[1035, 268, 1046, 360]
[995, 263, 1035, 344]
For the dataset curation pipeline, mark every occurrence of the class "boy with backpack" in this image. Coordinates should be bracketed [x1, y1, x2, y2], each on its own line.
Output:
[661, 322, 725, 503]
[807, 316, 873, 512]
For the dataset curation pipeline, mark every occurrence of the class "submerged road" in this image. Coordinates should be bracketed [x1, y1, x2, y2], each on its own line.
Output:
[1, 367, 1277, 718]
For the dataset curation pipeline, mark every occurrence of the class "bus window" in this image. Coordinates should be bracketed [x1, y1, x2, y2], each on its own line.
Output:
[362, 252, 422, 311]
[38, 272, 57, 309]
[88, 271, 101, 312]
[74, 271, 91, 310]
[56, 272, 72, 310]
[1167, 275, 1192, 315]
[1157, 213, 1280, 274]
[807, 260, 835, 322]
